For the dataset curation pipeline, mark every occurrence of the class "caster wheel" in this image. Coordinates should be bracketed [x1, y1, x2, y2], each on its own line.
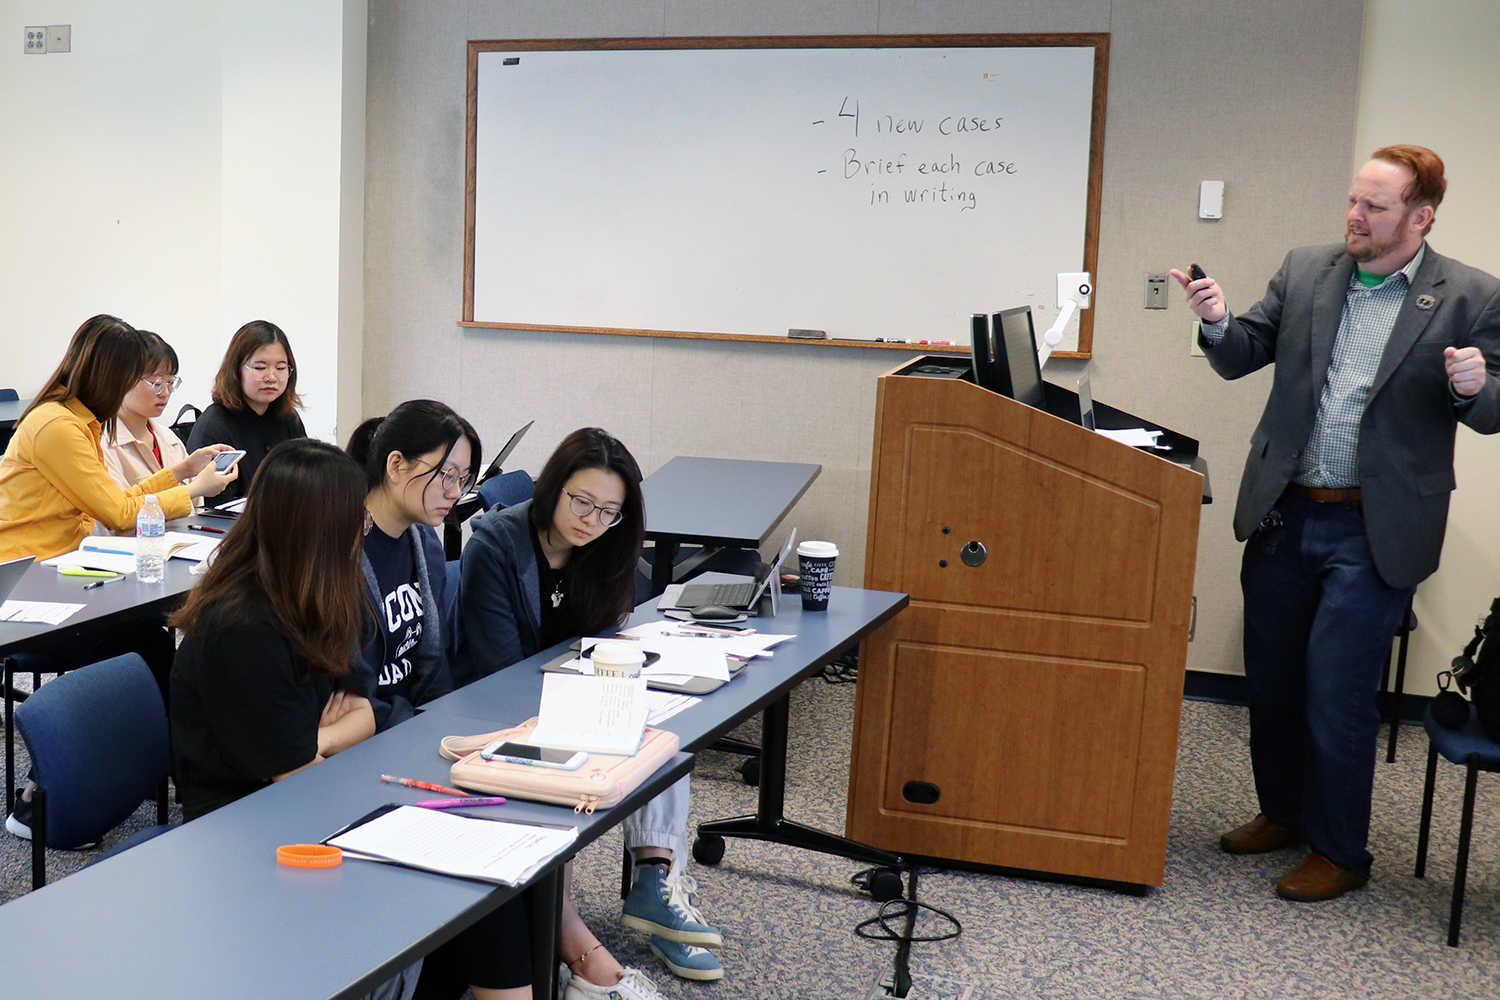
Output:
[692, 833, 726, 865]
[868, 868, 904, 902]
[738, 756, 761, 787]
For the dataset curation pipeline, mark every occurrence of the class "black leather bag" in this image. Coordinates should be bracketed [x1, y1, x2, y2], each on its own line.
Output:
[1446, 597, 1500, 741]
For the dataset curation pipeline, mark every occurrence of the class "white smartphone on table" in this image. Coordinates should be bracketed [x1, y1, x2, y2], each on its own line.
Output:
[480, 740, 587, 770]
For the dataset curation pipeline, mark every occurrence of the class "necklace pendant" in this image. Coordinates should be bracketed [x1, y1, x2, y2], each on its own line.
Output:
[551, 586, 563, 609]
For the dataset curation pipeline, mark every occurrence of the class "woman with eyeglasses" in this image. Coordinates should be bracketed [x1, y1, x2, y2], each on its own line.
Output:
[345, 405, 544, 1000]
[187, 319, 307, 502]
[98, 331, 200, 511]
[451, 428, 720, 999]
[345, 400, 479, 731]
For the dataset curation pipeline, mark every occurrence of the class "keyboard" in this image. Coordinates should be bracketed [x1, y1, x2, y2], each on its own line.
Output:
[678, 581, 757, 608]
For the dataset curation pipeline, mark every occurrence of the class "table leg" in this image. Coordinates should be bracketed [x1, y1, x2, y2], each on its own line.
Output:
[524, 868, 564, 1000]
[650, 540, 680, 596]
[696, 693, 903, 870]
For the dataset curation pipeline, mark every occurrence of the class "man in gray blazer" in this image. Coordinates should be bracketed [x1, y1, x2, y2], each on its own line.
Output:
[1172, 145, 1500, 901]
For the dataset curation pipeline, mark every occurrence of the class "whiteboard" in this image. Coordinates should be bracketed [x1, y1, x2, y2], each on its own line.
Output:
[465, 37, 1105, 353]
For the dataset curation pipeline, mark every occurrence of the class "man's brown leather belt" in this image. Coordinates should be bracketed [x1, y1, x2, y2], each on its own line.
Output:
[1287, 482, 1362, 503]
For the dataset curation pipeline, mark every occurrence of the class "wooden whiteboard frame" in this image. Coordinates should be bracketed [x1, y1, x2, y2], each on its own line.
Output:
[462, 34, 1109, 359]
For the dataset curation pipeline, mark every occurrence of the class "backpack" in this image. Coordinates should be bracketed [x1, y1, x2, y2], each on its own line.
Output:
[1443, 597, 1500, 741]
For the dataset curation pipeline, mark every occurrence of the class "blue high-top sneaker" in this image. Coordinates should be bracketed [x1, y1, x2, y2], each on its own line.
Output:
[621, 864, 723, 947]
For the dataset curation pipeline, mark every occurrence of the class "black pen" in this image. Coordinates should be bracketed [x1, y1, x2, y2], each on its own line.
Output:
[84, 576, 127, 591]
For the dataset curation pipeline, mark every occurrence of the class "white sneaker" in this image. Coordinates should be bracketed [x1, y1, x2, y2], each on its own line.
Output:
[562, 966, 668, 1000]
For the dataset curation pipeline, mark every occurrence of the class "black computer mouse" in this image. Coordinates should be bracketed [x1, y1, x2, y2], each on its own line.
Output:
[691, 604, 744, 620]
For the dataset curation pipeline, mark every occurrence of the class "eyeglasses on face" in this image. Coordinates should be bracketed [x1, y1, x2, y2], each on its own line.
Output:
[563, 488, 623, 528]
[243, 363, 293, 378]
[140, 375, 183, 396]
[430, 466, 476, 495]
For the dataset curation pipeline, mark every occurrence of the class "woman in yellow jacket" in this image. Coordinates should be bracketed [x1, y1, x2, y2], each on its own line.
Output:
[0, 315, 238, 562]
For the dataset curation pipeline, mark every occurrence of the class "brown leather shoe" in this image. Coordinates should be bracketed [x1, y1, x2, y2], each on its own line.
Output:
[1275, 852, 1368, 901]
[1220, 814, 1298, 854]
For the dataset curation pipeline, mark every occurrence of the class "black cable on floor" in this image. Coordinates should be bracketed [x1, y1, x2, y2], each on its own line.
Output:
[850, 866, 963, 944]
[855, 898, 963, 944]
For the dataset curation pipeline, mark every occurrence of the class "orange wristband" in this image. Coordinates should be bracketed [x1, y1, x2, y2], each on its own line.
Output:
[277, 843, 343, 868]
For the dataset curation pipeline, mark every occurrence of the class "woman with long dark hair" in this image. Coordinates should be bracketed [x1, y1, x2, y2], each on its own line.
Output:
[187, 319, 307, 501]
[0, 315, 236, 842]
[169, 439, 374, 818]
[452, 428, 722, 996]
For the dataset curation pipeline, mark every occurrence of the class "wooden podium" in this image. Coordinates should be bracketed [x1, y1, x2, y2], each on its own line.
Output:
[846, 360, 1205, 886]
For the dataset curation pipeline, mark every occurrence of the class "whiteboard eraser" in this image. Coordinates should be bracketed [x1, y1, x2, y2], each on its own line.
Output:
[788, 328, 827, 339]
[1199, 180, 1224, 220]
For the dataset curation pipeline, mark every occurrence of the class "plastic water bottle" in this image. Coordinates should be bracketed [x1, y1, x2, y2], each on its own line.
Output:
[136, 494, 165, 584]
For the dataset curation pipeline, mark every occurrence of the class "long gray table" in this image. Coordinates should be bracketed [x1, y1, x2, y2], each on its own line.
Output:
[640, 456, 820, 593]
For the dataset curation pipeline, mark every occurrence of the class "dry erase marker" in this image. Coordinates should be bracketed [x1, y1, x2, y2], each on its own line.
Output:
[381, 774, 471, 797]
[81, 545, 132, 556]
[59, 567, 117, 578]
[186, 524, 226, 535]
[415, 796, 506, 809]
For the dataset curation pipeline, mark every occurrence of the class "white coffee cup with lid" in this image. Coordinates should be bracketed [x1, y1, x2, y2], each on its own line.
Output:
[590, 641, 646, 678]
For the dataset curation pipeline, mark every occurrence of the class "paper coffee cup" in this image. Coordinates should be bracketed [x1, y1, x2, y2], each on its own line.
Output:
[590, 641, 645, 678]
[796, 541, 839, 611]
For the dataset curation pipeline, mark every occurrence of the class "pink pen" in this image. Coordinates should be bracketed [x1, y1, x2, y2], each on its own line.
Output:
[415, 796, 506, 809]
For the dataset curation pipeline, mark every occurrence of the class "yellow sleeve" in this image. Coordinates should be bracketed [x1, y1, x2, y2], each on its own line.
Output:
[30, 417, 192, 530]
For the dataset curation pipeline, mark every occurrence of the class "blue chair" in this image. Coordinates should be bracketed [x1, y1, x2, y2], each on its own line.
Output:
[442, 470, 536, 559]
[0, 388, 18, 401]
[1415, 702, 1500, 945]
[5, 651, 62, 816]
[12, 653, 172, 889]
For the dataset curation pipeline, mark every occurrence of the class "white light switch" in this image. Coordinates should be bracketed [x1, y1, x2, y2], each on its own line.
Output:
[1199, 180, 1224, 220]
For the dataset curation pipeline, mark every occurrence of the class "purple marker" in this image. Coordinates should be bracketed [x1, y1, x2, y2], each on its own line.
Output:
[415, 796, 507, 809]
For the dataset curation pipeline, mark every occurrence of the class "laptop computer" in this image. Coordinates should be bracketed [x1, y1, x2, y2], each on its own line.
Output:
[0, 556, 35, 604]
[657, 529, 796, 615]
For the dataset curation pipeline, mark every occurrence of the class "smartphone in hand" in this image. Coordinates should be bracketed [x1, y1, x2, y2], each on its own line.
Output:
[213, 449, 247, 473]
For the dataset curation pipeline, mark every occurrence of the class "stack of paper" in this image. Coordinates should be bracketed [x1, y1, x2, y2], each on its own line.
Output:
[528, 673, 648, 755]
[577, 621, 794, 686]
[329, 805, 577, 886]
[1096, 427, 1166, 449]
[0, 601, 85, 625]
[43, 532, 222, 575]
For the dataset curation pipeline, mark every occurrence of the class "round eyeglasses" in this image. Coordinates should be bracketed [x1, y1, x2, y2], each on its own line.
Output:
[563, 488, 624, 528]
[140, 375, 183, 396]
[432, 467, 476, 494]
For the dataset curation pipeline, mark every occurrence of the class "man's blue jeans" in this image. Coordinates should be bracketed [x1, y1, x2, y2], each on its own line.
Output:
[1240, 490, 1413, 877]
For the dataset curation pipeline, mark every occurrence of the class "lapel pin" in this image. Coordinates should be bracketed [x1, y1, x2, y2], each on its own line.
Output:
[1415, 294, 1437, 311]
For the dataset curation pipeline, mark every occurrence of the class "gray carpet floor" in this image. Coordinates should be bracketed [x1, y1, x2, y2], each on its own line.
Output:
[4, 675, 1499, 999]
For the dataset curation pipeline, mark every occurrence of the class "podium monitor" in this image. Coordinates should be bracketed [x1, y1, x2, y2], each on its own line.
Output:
[970, 307, 1044, 409]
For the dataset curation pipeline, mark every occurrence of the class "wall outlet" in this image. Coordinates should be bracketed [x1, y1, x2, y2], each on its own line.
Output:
[1191, 320, 1206, 357]
[25, 26, 47, 53]
[1145, 273, 1168, 309]
[48, 25, 70, 53]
